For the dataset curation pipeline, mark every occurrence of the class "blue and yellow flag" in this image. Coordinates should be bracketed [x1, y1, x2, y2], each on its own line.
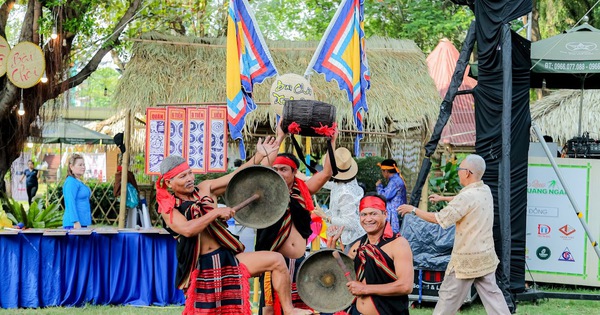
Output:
[227, 0, 277, 159]
[305, 0, 370, 156]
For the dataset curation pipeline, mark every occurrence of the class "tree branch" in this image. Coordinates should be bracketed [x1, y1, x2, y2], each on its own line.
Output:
[19, 0, 35, 42]
[0, 0, 15, 38]
[49, 0, 143, 99]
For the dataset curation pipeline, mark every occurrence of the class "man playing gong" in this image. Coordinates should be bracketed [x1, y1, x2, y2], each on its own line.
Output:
[157, 136, 310, 315]
[255, 127, 338, 314]
[343, 193, 413, 315]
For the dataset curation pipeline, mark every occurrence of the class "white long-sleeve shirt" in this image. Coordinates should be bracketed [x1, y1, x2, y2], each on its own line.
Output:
[322, 179, 365, 245]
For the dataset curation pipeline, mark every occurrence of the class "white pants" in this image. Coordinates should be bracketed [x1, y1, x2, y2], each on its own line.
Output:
[433, 270, 510, 315]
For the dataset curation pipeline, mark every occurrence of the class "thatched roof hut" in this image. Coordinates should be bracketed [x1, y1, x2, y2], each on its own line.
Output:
[530, 90, 600, 145]
[105, 32, 441, 187]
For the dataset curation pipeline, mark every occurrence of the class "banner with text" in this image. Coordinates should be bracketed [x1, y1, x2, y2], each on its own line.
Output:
[526, 163, 590, 276]
[146, 106, 228, 175]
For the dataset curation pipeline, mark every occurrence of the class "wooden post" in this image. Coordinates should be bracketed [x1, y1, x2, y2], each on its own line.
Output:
[118, 109, 131, 228]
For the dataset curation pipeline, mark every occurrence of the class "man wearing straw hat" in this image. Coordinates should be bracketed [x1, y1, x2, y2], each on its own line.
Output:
[256, 129, 338, 315]
[376, 159, 407, 233]
[339, 193, 413, 315]
[313, 147, 364, 250]
[156, 136, 311, 315]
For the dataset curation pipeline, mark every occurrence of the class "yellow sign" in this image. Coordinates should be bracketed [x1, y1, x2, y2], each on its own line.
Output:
[270, 73, 315, 115]
[0, 36, 9, 77]
[7, 41, 45, 89]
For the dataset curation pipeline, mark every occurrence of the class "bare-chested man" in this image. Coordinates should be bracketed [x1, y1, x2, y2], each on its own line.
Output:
[255, 128, 337, 314]
[157, 137, 310, 315]
[342, 193, 413, 315]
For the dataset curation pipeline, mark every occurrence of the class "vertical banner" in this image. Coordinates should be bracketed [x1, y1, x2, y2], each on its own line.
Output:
[82, 153, 107, 182]
[10, 152, 31, 201]
[208, 106, 228, 172]
[146, 108, 167, 175]
[186, 108, 208, 174]
[526, 163, 589, 276]
[166, 107, 187, 159]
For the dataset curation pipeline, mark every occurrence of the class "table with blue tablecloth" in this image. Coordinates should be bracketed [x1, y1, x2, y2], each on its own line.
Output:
[0, 229, 185, 309]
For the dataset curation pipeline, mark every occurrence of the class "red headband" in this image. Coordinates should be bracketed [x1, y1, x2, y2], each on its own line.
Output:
[156, 162, 190, 223]
[274, 156, 297, 170]
[359, 196, 386, 212]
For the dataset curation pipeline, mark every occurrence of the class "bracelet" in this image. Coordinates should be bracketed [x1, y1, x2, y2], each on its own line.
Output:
[411, 207, 417, 215]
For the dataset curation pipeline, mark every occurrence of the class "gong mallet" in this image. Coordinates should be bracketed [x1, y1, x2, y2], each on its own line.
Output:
[231, 193, 261, 211]
[332, 251, 354, 282]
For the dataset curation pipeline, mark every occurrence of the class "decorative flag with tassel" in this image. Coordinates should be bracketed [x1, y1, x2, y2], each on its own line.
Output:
[226, 0, 278, 159]
[304, 0, 370, 156]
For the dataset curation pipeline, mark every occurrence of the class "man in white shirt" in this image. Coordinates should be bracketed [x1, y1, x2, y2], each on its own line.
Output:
[313, 147, 364, 247]
[398, 154, 510, 315]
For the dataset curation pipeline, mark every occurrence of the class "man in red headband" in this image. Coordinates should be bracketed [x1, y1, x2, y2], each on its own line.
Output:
[157, 136, 310, 315]
[255, 129, 337, 315]
[335, 193, 413, 315]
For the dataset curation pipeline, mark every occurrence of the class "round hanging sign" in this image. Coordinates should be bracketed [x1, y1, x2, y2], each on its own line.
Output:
[270, 73, 315, 115]
[0, 36, 10, 77]
[7, 41, 45, 89]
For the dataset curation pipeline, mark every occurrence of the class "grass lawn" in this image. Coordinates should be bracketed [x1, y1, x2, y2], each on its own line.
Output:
[2, 293, 600, 314]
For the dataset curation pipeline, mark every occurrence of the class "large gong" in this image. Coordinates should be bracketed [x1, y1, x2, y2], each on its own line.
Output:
[297, 249, 356, 313]
[225, 165, 289, 229]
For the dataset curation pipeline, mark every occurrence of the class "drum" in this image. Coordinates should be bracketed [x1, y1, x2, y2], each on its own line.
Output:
[281, 100, 336, 137]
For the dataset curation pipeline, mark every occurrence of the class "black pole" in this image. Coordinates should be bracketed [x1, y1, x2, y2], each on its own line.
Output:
[409, 21, 476, 206]
[500, 23, 512, 287]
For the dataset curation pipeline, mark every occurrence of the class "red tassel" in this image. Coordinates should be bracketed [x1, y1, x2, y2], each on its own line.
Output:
[239, 264, 252, 315]
[273, 291, 282, 315]
[288, 121, 302, 134]
[334, 312, 350, 315]
[183, 269, 200, 315]
[312, 122, 337, 137]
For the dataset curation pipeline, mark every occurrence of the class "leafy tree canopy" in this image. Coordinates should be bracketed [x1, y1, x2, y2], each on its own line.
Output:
[252, 0, 474, 53]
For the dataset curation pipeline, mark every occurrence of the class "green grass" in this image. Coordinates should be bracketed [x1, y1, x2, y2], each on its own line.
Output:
[0, 305, 184, 315]
[2, 285, 600, 314]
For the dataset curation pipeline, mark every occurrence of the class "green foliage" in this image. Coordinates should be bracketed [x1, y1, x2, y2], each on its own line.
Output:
[428, 158, 462, 211]
[536, 0, 600, 39]
[77, 67, 120, 108]
[252, 0, 474, 53]
[355, 156, 385, 193]
[0, 192, 63, 229]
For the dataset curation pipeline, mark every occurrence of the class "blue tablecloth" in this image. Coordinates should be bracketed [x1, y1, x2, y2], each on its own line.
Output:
[0, 231, 185, 308]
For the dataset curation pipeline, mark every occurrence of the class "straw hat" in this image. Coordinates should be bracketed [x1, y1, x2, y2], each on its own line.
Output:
[331, 147, 358, 181]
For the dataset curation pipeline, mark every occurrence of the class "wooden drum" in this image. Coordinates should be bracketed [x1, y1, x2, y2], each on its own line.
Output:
[281, 100, 336, 137]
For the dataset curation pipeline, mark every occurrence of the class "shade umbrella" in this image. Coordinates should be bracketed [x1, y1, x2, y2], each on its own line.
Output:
[531, 21, 600, 136]
[41, 120, 114, 145]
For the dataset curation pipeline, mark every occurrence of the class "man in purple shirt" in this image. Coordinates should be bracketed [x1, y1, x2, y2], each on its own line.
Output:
[376, 159, 407, 233]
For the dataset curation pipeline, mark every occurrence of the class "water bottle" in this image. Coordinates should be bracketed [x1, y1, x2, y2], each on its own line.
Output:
[140, 198, 152, 228]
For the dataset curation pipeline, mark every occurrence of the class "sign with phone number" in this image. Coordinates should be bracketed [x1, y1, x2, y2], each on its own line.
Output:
[534, 61, 600, 72]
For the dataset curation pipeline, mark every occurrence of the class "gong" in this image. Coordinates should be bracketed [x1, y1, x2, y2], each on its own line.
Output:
[225, 165, 289, 229]
[296, 249, 356, 313]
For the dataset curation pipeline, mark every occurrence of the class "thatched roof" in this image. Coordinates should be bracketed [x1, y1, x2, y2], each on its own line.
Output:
[110, 32, 440, 152]
[530, 90, 600, 145]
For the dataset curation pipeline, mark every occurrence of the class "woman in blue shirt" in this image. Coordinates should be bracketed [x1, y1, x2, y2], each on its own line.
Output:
[62, 154, 92, 229]
[375, 159, 407, 233]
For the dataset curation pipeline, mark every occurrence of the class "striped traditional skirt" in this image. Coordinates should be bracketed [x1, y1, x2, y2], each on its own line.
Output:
[184, 248, 251, 315]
